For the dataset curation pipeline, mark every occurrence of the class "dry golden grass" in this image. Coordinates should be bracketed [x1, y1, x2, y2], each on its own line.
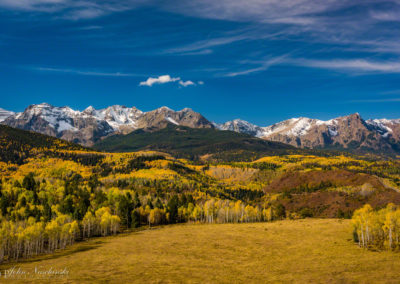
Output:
[2, 219, 400, 283]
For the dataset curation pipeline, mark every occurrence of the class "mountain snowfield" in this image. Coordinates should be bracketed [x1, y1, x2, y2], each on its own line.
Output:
[0, 108, 15, 122]
[82, 104, 143, 133]
[1, 103, 400, 153]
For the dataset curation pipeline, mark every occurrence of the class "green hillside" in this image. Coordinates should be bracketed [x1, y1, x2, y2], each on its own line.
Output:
[0, 124, 98, 164]
[93, 124, 302, 161]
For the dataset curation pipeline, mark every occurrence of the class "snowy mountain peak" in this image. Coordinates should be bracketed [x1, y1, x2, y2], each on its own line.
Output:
[90, 105, 143, 131]
[34, 102, 52, 108]
[158, 106, 173, 112]
[365, 119, 394, 138]
[83, 106, 95, 115]
[180, 107, 193, 113]
[0, 108, 15, 122]
[218, 118, 263, 136]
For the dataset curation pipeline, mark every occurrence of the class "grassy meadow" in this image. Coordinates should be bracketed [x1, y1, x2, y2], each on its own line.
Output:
[2, 218, 400, 283]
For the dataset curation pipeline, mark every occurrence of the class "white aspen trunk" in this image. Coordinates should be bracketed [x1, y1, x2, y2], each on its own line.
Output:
[361, 224, 365, 248]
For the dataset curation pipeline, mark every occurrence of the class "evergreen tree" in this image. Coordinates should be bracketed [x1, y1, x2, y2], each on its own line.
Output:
[60, 196, 74, 215]
[146, 198, 154, 209]
[131, 210, 140, 228]
[118, 195, 134, 227]
[155, 198, 163, 209]
[133, 192, 141, 208]
[22, 173, 36, 191]
[167, 195, 179, 223]
[43, 201, 52, 222]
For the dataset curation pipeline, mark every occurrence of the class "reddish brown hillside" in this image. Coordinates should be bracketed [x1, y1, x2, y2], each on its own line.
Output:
[265, 170, 385, 193]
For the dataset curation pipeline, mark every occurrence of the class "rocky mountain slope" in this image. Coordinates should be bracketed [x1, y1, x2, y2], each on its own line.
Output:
[1, 103, 214, 146]
[221, 113, 400, 154]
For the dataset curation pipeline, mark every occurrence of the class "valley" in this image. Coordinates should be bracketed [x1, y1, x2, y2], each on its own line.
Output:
[1, 118, 400, 282]
[2, 1, 399, 282]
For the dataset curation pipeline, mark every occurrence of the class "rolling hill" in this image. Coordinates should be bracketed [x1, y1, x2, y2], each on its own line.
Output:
[0, 124, 107, 168]
[93, 124, 301, 161]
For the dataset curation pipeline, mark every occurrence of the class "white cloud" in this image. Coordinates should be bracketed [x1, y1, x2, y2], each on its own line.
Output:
[139, 75, 201, 87]
[139, 75, 181, 87]
[179, 80, 195, 87]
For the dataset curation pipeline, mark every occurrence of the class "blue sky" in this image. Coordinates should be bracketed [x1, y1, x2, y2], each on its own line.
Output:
[0, 0, 399, 125]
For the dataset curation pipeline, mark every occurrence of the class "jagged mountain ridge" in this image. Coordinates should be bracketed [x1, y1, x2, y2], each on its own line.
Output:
[1, 103, 400, 154]
[1, 103, 214, 146]
[221, 113, 400, 154]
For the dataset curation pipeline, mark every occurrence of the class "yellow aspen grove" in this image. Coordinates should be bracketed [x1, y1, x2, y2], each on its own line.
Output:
[149, 208, 164, 227]
[95, 207, 121, 236]
[352, 204, 400, 251]
[82, 212, 96, 238]
[263, 207, 274, 222]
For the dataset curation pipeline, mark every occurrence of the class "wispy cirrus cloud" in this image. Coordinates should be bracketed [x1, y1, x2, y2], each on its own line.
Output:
[164, 28, 283, 56]
[222, 56, 289, 77]
[164, 34, 250, 55]
[381, 89, 400, 95]
[289, 58, 400, 73]
[33, 66, 142, 77]
[160, 0, 341, 24]
[0, 0, 67, 12]
[2, 0, 400, 57]
[0, 0, 142, 20]
[160, 0, 400, 60]
[0, 0, 339, 22]
[220, 57, 400, 77]
[370, 9, 400, 22]
[348, 98, 400, 103]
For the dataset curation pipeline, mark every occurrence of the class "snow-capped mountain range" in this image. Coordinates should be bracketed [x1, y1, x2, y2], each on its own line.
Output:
[1, 103, 213, 146]
[1, 103, 400, 153]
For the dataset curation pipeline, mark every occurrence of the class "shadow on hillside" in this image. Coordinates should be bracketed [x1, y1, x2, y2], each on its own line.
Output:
[0, 239, 105, 269]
